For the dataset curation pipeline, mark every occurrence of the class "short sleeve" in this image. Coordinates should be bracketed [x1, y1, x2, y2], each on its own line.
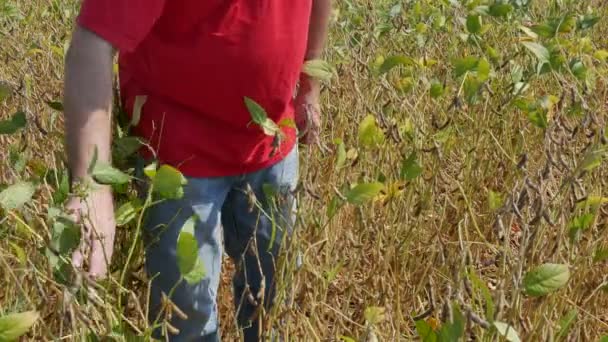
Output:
[77, 0, 165, 53]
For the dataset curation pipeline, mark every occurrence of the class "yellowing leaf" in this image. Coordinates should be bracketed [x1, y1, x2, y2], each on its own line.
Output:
[0, 311, 40, 341]
[152, 165, 187, 200]
[358, 115, 385, 148]
[346, 182, 385, 205]
[364, 306, 386, 325]
[144, 162, 158, 179]
[0, 181, 35, 211]
[9, 242, 26, 265]
[334, 138, 347, 170]
[494, 322, 521, 342]
[488, 190, 503, 211]
[576, 196, 608, 211]
[594, 50, 608, 61]
[302, 59, 335, 82]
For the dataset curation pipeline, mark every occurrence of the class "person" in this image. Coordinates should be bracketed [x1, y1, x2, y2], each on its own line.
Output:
[62, 0, 331, 340]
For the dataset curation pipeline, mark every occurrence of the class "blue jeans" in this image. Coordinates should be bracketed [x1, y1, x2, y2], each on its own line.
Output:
[142, 146, 298, 341]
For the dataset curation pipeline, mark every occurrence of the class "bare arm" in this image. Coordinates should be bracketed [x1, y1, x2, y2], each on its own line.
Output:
[304, 0, 332, 61]
[64, 25, 117, 278]
[64, 25, 114, 183]
[296, 0, 332, 145]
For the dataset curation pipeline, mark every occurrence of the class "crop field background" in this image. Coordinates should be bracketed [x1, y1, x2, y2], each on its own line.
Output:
[1, 0, 608, 341]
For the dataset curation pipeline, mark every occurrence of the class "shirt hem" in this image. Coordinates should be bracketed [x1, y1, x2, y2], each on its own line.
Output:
[163, 139, 298, 179]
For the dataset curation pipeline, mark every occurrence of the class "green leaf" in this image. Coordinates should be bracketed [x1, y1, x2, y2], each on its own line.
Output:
[152, 165, 187, 200]
[530, 24, 556, 38]
[389, 3, 402, 18]
[594, 248, 608, 263]
[0, 311, 40, 341]
[131, 95, 147, 127]
[578, 147, 607, 173]
[302, 59, 335, 82]
[438, 304, 465, 341]
[0, 181, 35, 210]
[0, 111, 27, 135]
[177, 216, 198, 274]
[569, 59, 587, 81]
[568, 213, 594, 241]
[527, 110, 548, 129]
[488, 3, 513, 17]
[326, 195, 342, 219]
[92, 163, 130, 185]
[454, 56, 479, 77]
[115, 199, 142, 226]
[113, 136, 143, 161]
[401, 152, 423, 181]
[523, 263, 570, 297]
[177, 216, 206, 284]
[334, 138, 347, 170]
[415, 320, 438, 342]
[244, 96, 280, 136]
[466, 14, 482, 34]
[464, 75, 483, 104]
[183, 258, 206, 285]
[522, 41, 550, 62]
[345, 182, 384, 205]
[46, 101, 63, 111]
[600, 336, 608, 342]
[555, 309, 577, 341]
[577, 15, 600, 31]
[430, 80, 444, 98]
[378, 55, 415, 74]
[358, 115, 385, 148]
[0, 81, 12, 103]
[494, 322, 521, 342]
[51, 216, 81, 255]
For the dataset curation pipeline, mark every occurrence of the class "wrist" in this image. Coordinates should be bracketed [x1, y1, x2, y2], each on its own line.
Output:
[299, 73, 321, 92]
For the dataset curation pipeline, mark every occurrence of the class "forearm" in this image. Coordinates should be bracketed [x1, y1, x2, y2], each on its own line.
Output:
[305, 0, 332, 61]
[64, 26, 114, 184]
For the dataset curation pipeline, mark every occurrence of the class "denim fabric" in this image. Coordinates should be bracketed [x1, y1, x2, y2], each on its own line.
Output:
[142, 146, 298, 341]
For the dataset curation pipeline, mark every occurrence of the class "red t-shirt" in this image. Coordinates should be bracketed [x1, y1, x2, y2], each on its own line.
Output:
[77, 0, 311, 177]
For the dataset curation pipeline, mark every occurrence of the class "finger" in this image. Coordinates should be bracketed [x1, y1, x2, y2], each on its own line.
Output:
[68, 208, 89, 270]
[88, 227, 115, 279]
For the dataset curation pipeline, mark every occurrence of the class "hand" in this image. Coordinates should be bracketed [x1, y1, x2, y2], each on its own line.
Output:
[295, 75, 322, 145]
[67, 185, 116, 279]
